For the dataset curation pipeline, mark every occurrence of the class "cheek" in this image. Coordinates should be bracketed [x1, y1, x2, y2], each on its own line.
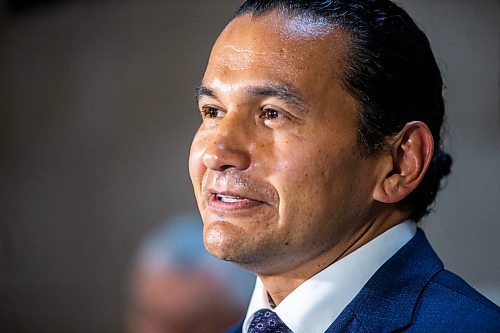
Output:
[267, 148, 325, 216]
[188, 133, 206, 190]
[270, 139, 358, 209]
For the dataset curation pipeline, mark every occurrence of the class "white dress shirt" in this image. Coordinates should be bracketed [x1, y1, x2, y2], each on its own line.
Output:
[242, 221, 417, 333]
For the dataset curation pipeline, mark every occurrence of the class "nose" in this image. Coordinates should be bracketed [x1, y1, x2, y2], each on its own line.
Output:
[202, 115, 252, 171]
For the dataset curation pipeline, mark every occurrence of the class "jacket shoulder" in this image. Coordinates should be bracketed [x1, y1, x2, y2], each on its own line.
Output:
[407, 269, 500, 332]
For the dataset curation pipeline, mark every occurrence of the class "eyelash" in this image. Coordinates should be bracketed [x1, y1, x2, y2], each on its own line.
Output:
[201, 106, 225, 119]
[260, 108, 285, 120]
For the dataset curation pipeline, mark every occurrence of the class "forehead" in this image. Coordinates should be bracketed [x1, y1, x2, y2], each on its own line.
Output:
[204, 12, 349, 87]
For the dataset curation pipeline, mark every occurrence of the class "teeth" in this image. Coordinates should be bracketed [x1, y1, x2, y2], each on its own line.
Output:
[217, 194, 244, 203]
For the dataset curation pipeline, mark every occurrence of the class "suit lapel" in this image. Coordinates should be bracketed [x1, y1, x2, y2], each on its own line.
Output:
[325, 229, 444, 333]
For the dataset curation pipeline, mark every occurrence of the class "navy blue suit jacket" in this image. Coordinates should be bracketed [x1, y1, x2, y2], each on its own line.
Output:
[225, 230, 500, 332]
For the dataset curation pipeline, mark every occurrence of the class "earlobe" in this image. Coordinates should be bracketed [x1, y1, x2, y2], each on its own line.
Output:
[373, 121, 434, 204]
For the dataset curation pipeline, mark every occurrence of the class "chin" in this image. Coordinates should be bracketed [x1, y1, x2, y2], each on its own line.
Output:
[203, 222, 261, 267]
[203, 221, 241, 257]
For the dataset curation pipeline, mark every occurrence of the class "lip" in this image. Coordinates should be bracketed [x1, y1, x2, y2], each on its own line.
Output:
[207, 189, 266, 212]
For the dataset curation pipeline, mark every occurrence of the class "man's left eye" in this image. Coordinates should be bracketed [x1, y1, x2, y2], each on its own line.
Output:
[261, 108, 284, 119]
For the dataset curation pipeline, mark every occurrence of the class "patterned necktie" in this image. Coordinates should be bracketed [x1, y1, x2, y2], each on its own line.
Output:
[248, 309, 293, 333]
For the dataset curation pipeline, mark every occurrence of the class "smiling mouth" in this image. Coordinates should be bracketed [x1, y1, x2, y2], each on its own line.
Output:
[208, 193, 264, 211]
[216, 194, 245, 203]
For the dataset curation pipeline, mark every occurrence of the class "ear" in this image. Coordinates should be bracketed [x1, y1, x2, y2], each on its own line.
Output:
[373, 121, 434, 204]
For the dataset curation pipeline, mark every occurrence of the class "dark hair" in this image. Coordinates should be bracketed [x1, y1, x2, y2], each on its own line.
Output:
[235, 0, 452, 222]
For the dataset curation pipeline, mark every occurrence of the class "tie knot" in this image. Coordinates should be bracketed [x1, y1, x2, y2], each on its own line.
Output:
[248, 309, 293, 333]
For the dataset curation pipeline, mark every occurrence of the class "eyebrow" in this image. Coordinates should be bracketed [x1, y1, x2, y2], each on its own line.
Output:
[195, 82, 307, 111]
[195, 84, 217, 101]
[249, 84, 306, 108]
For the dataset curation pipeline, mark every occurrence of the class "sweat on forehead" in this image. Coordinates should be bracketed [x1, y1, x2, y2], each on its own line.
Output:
[222, 10, 346, 45]
[206, 12, 350, 84]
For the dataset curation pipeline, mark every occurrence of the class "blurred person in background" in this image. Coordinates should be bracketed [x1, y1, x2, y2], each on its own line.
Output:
[125, 213, 254, 333]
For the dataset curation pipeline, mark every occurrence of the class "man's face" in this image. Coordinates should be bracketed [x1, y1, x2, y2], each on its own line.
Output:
[189, 12, 382, 275]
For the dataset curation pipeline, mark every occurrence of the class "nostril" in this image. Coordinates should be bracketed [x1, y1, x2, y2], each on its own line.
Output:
[219, 164, 235, 171]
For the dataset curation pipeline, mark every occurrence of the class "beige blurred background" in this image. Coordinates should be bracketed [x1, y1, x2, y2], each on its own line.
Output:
[0, 0, 499, 332]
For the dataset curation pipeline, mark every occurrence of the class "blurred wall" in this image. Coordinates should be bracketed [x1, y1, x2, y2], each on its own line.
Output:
[0, 0, 498, 332]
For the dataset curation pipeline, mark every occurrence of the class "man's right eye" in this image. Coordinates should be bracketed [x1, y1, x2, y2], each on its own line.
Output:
[201, 107, 225, 119]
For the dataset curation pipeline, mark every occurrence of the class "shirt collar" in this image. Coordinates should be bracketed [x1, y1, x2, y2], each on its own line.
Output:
[242, 221, 417, 333]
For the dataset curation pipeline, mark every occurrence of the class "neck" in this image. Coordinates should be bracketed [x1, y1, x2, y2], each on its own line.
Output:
[258, 209, 409, 305]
